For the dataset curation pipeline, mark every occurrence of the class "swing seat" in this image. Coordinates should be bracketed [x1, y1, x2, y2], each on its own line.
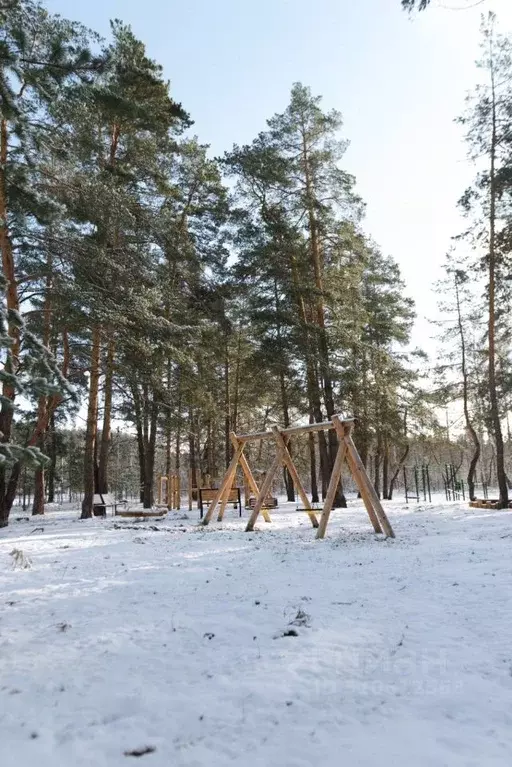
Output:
[249, 495, 277, 509]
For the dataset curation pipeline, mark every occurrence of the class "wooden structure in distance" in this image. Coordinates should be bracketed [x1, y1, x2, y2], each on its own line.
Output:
[157, 474, 180, 510]
[200, 415, 395, 539]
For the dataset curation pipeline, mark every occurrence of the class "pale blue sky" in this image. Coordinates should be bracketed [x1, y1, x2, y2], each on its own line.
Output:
[46, 0, 512, 352]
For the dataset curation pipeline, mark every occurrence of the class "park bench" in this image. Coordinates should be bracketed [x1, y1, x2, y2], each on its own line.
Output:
[199, 487, 242, 519]
[93, 493, 125, 517]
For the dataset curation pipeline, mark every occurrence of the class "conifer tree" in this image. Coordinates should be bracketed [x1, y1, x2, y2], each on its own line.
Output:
[458, 12, 512, 506]
[0, 0, 97, 523]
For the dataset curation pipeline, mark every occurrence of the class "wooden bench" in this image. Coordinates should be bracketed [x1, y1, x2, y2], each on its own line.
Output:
[199, 487, 242, 519]
[249, 495, 278, 510]
[93, 493, 125, 517]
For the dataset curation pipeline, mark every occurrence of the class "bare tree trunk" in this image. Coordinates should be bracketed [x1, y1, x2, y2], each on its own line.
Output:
[0, 118, 20, 526]
[189, 408, 197, 491]
[279, 368, 295, 502]
[32, 395, 48, 517]
[487, 48, 508, 507]
[33, 469, 45, 516]
[309, 418, 319, 503]
[382, 438, 389, 501]
[389, 444, 409, 500]
[47, 413, 57, 503]
[165, 359, 172, 476]
[374, 432, 382, 499]
[224, 340, 231, 469]
[131, 382, 145, 503]
[454, 277, 481, 501]
[175, 382, 182, 498]
[81, 327, 102, 519]
[98, 339, 115, 495]
[142, 399, 158, 508]
[232, 328, 242, 433]
[388, 409, 409, 500]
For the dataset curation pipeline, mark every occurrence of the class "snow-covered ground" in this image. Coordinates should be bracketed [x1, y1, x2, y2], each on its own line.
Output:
[1, 498, 512, 767]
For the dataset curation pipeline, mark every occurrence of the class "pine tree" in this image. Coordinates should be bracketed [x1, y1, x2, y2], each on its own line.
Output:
[0, 0, 97, 524]
[458, 12, 512, 506]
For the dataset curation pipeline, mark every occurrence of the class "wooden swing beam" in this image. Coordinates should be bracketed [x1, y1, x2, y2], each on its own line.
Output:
[200, 415, 395, 539]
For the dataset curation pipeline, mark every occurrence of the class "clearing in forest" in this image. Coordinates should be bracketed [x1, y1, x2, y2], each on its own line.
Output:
[1, 501, 512, 767]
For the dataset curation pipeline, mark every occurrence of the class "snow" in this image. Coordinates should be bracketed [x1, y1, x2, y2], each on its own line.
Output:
[1, 498, 512, 766]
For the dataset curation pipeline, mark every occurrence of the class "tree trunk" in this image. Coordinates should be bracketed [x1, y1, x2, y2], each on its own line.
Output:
[189, 408, 197, 491]
[232, 328, 242, 434]
[175, 384, 182, 476]
[32, 469, 45, 516]
[81, 327, 101, 518]
[382, 439, 389, 500]
[389, 444, 409, 500]
[142, 398, 158, 508]
[374, 432, 382, 499]
[272, 279, 295, 501]
[47, 413, 57, 503]
[488, 59, 508, 507]
[454, 277, 481, 501]
[287, 247, 331, 500]
[387, 409, 409, 500]
[301, 131, 345, 508]
[309, 418, 319, 503]
[278, 368, 294, 502]
[98, 339, 115, 495]
[224, 340, 231, 469]
[0, 118, 21, 527]
[131, 382, 145, 503]
[165, 359, 172, 476]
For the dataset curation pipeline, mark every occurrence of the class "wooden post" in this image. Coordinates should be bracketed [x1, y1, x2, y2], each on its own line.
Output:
[316, 416, 347, 539]
[170, 474, 177, 510]
[188, 470, 192, 511]
[200, 442, 245, 525]
[217, 482, 234, 521]
[344, 446, 382, 533]
[245, 453, 281, 532]
[345, 432, 395, 538]
[272, 428, 318, 528]
[231, 433, 271, 524]
[218, 432, 240, 521]
[176, 474, 181, 510]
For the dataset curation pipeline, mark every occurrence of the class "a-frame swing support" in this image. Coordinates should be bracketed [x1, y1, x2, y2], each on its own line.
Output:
[200, 416, 395, 539]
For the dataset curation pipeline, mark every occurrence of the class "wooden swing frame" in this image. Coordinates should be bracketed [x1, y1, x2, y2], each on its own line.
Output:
[200, 415, 395, 539]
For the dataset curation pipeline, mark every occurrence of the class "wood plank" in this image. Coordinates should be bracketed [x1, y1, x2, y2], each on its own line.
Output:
[273, 427, 319, 528]
[245, 454, 281, 532]
[200, 487, 240, 504]
[230, 432, 271, 523]
[238, 416, 355, 443]
[343, 443, 383, 534]
[218, 436, 239, 521]
[200, 441, 245, 525]
[345, 434, 395, 538]
[316, 419, 347, 539]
